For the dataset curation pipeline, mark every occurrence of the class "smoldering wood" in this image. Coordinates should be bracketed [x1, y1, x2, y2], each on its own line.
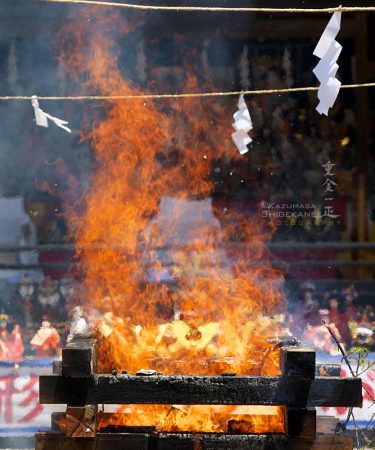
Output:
[62, 337, 96, 378]
[35, 432, 353, 450]
[99, 426, 158, 434]
[286, 408, 316, 439]
[39, 374, 362, 407]
[150, 433, 288, 450]
[279, 347, 316, 379]
[61, 338, 339, 378]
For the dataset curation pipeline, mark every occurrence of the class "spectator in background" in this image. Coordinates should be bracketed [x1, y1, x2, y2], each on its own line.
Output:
[36, 276, 66, 323]
[291, 283, 320, 337]
[13, 275, 39, 355]
[0, 188, 40, 312]
[342, 285, 359, 320]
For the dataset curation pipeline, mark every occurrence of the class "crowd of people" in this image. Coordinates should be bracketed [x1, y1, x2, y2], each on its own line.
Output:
[0, 268, 373, 366]
[0, 274, 89, 365]
[290, 282, 374, 354]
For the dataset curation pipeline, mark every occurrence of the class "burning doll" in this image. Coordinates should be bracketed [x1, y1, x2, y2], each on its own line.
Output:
[67, 306, 89, 343]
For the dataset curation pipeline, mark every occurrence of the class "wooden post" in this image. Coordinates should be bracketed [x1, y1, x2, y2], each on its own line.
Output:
[62, 337, 96, 378]
[279, 347, 316, 379]
[286, 408, 316, 440]
[280, 347, 317, 440]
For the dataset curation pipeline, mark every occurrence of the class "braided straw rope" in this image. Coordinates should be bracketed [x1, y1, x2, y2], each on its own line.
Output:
[42, 0, 375, 13]
[0, 82, 374, 101]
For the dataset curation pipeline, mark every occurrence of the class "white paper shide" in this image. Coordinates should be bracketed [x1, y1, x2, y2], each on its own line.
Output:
[232, 94, 253, 155]
[313, 10, 342, 116]
[31, 95, 72, 133]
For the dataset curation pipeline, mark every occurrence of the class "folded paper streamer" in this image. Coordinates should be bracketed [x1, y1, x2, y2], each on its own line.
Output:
[31, 95, 72, 133]
[313, 9, 342, 116]
[232, 94, 252, 155]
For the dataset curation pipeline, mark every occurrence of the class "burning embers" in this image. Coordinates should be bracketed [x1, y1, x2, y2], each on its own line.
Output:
[91, 309, 287, 431]
[98, 405, 286, 434]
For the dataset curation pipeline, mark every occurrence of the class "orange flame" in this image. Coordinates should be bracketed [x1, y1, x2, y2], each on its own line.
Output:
[59, 8, 287, 432]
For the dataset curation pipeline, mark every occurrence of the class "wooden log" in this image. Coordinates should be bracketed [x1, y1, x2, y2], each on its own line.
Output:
[286, 408, 316, 439]
[66, 405, 97, 438]
[62, 337, 96, 378]
[280, 347, 316, 379]
[150, 433, 288, 450]
[316, 364, 341, 377]
[34, 432, 354, 450]
[317, 416, 339, 434]
[39, 374, 362, 408]
[288, 435, 353, 450]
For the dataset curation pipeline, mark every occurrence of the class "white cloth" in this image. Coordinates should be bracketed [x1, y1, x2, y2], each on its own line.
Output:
[313, 11, 342, 115]
[31, 96, 72, 133]
[231, 94, 253, 154]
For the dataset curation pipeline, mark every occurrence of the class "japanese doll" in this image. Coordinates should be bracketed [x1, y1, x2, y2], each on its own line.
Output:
[30, 320, 60, 357]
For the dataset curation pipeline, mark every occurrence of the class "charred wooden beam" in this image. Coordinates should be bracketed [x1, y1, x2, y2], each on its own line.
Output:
[62, 337, 96, 378]
[280, 347, 316, 379]
[286, 408, 316, 440]
[35, 432, 353, 450]
[39, 374, 362, 408]
[151, 433, 288, 450]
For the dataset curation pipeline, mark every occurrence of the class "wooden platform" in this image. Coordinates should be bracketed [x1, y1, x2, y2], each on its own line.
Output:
[37, 338, 360, 450]
[35, 431, 354, 450]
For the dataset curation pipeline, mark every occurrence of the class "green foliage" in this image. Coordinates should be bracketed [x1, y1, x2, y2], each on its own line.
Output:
[346, 346, 375, 377]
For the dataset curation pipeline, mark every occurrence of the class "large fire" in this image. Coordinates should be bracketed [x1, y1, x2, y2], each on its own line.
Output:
[60, 7, 287, 433]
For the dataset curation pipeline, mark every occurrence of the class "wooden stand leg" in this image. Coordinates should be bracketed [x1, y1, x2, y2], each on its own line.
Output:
[66, 405, 97, 438]
[286, 408, 317, 440]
